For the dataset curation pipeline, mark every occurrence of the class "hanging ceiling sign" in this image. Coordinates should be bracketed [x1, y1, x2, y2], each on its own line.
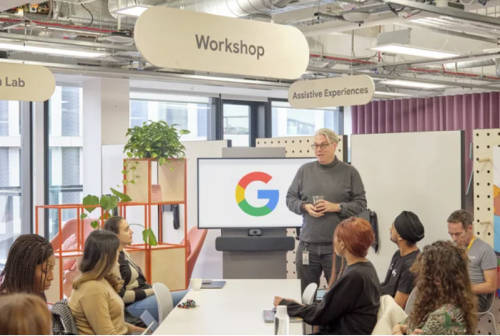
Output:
[134, 7, 309, 80]
[0, 62, 55, 102]
[288, 75, 375, 108]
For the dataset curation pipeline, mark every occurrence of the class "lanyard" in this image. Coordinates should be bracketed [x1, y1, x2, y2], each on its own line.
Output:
[467, 236, 476, 252]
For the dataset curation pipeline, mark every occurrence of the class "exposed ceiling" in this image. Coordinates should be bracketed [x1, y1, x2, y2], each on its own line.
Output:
[2, 0, 500, 99]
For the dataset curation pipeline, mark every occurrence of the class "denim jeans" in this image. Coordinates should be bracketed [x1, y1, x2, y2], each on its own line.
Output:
[126, 290, 188, 322]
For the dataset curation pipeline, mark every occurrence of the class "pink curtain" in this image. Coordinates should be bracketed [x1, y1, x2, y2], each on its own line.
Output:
[352, 92, 500, 193]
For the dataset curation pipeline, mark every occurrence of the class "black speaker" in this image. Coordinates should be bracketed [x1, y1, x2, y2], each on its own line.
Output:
[215, 236, 295, 252]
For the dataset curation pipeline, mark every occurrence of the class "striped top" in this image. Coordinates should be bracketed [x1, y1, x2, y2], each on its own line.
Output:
[117, 251, 153, 304]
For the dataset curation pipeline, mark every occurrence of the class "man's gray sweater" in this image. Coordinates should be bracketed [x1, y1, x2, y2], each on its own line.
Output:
[286, 156, 367, 244]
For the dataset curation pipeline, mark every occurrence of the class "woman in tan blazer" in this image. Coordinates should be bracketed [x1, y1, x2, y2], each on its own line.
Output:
[68, 230, 146, 335]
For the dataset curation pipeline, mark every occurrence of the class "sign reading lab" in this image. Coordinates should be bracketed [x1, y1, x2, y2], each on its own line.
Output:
[0, 62, 55, 102]
[134, 7, 309, 80]
[288, 75, 375, 108]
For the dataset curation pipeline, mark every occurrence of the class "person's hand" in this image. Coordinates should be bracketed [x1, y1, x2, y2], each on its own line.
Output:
[274, 296, 284, 307]
[392, 324, 405, 335]
[411, 329, 422, 335]
[315, 200, 340, 213]
[304, 204, 324, 218]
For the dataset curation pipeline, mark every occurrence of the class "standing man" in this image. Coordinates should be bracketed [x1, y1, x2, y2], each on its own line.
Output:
[448, 210, 497, 312]
[287, 128, 367, 292]
[381, 211, 425, 309]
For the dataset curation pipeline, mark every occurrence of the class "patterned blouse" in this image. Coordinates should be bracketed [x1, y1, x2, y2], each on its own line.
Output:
[403, 304, 468, 335]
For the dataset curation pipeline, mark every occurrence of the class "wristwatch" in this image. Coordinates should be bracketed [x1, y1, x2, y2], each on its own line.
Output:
[338, 203, 343, 212]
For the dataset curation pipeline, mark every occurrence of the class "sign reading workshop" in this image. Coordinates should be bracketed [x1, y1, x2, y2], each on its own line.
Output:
[288, 75, 375, 108]
[134, 7, 309, 79]
[0, 63, 55, 102]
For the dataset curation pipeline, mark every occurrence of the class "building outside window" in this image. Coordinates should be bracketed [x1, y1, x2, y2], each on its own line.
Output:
[130, 92, 209, 141]
[0, 101, 21, 263]
[271, 101, 342, 137]
[48, 86, 83, 239]
[223, 104, 250, 147]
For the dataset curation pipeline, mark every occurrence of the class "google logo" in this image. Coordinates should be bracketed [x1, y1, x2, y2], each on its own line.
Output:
[235, 172, 279, 217]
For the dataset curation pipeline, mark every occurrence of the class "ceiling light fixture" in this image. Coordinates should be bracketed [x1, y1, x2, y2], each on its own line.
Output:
[380, 79, 447, 89]
[374, 91, 411, 97]
[0, 42, 108, 58]
[113, 4, 151, 17]
[370, 43, 460, 59]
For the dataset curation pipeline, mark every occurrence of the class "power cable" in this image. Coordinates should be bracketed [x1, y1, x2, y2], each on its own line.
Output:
[81, 4, 94, 28]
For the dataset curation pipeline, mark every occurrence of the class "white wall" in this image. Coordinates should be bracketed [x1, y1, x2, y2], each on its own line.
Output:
[351, 131, 463, 280]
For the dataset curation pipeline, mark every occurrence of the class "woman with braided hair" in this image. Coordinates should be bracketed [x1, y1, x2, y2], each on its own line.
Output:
[0, 234, 55, 299]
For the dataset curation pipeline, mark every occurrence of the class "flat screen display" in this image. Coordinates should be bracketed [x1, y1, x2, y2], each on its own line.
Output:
[198, 158, 315, 229]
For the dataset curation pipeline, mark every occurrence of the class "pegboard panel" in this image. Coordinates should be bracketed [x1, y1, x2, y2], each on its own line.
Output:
[257, 135, 348, 289]
[473, 129, 500, 335]
[473, 129, 497, 247]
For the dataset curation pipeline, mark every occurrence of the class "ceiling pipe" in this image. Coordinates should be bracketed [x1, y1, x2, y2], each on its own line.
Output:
[307, 66, 500, 89]
[109, 0, 293, 18]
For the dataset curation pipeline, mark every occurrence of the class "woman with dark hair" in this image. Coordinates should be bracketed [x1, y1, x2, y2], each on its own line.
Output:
[0, 234, 55, 299]
[393, 241, 477, 335]
[0, 293, 52, 335]
[104, 216, 187, 321]
[274, 217, 381, 335]
[68, 230, 146, 335]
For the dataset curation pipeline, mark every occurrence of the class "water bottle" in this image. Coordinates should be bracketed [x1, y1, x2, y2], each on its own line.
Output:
[274, 305, 290, 335]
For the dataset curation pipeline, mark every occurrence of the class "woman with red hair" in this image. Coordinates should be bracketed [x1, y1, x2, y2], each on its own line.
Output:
[274, 217, 381, 335]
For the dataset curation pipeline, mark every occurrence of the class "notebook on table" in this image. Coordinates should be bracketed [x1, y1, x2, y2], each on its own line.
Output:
[201, 280, 226, 289]
[263, 310, 303, 323]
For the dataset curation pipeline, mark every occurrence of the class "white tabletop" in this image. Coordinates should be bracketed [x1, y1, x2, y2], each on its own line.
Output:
[154, 279, 303, 335]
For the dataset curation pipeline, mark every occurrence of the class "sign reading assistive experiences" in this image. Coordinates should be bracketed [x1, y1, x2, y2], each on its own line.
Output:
[0, 62, 55, 101]
[134, 7, 309, 80]
[288, 75, 375, 108]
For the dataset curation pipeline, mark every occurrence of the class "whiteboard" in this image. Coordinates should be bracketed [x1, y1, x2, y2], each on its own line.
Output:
[352, 131, 464, 280]
[198, 158, 315, 228]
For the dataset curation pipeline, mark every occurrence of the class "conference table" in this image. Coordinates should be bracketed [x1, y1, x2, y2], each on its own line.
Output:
[154, 279, 304, 335]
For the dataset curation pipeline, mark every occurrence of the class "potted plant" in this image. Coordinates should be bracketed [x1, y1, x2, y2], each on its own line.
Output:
[124, 121, 190, 167]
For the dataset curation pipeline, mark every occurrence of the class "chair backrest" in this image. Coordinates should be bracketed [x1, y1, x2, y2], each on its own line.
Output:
[50, 218, 95, 250]
[153, 283, 174, 323]
[372, 295, 408, 335]
[51, 298, 79, 335]
[405, 288, 418, 315]
[181, 227, 208, 281]
[302, 283, 318, 305]
[477, 311, 498, 335]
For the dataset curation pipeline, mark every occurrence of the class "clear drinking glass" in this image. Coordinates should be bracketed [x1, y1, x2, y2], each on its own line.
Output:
[312, 196, 325, 205]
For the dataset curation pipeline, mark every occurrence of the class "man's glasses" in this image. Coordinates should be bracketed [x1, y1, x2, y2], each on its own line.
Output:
[311, 143, 331, 150]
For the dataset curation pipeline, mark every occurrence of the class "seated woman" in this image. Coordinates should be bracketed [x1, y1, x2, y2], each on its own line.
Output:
[393, 241, 477, 335]
[68, 230, 145, 335]
[104, 216, 188, 322]
[274, 217, 381, 335]
[0, 293, 52, 335]
[0, 234, 55, 300]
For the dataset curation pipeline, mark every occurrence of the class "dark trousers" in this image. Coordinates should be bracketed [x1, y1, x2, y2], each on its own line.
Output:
[295, 241, 343, 293]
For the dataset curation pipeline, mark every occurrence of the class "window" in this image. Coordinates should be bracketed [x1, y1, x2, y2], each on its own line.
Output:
[0, 101, 21, 263]
[48, 86, 83, 239]
[223, 104, 250, 147]
[271, 101, 342, 137]
[130, 93, 210, 141]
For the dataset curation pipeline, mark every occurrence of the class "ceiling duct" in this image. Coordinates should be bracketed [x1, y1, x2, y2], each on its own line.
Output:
[109, 0, 293, 18]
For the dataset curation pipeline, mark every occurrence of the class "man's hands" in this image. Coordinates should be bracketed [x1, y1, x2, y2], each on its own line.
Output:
[304, 204, 324, 218]
[304, 200, 341, 217]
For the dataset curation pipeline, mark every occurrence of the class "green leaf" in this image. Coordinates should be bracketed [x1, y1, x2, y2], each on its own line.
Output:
[110, 187, 132, 203]
[180, 129, 191, 135]
[158, 157, 166, 166]
[148, 229, 158, 246]
[123, 180, 128, 185]
[130, 180, 136, 185]
[100, 195, 110, 211]
[142, 229, 148, 245]
[83, 194, 99, 213]
[109, 196, 118, 210]
[80, 213, 88, 220]
[90, 220, 99, 229]
[122, 170, 129, 175]
[126, 152, 133, 158]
